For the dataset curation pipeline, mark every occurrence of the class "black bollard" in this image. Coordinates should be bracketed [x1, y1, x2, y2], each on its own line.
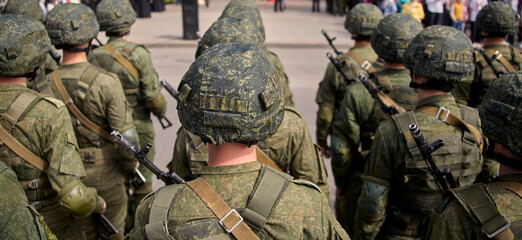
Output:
[182, 0, 199, 40]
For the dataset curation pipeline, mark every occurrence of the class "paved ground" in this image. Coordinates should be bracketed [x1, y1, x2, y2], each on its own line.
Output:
[124, 0, 356, 209]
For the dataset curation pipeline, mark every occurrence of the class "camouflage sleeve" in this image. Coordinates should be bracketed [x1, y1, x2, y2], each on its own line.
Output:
[320, 193, 351, 239]
[130, 46, 167, 118]
[425, 199, 480, 240]
[452, 81, 471, 105]
[331, 83, 374, 188]
[268, 51, 294, 107]
[315, 62, 338, 148]
[169, 127, 195, 180]
[127, 192, 154, 240]
[97, 73, 135, 132]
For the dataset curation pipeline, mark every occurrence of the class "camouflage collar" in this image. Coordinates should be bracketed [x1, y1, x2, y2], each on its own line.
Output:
[0, 84, 27, 91]
[194, 161, 261, 175]
[416, 94, 456, 109]
[108, 37, 127, 45]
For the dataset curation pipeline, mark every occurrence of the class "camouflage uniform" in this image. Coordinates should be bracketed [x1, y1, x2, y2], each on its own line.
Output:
[353, 26, 498, 240]
[453, 2, 522, 108]
[130, 43, 349, 239]
[88, 0, 167, 230]
[426, 71, 522, 239]
[168, 107, 330, 198]
[0, 160, 55, 240]
[315, 3, 382, 151]
[0, 14, 104, 240]
[44, 4, 138, 239]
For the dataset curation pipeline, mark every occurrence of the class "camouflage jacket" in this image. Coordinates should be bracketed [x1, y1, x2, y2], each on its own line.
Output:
[353, 94, 497, 240]
[168, 107, 330, 198]
[129, 161, 349, 240]
[330, 68, 417, 188]
[426, 174, 522, 239]
[453, 44, 522, 108]
[0, 160, 55, 240]
[315, 45, 379, 148]
[267, 50, 294, 107]
[90, 37, 167, 120]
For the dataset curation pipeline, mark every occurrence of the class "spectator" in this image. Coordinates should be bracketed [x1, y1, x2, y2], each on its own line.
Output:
[469, 0, 487, 42]
[381, 0, 398, 15]
[450, 0, 465, 32]
[425, 0, 444, 26]
[402, 0, 425, 21]
[397, 0, 411, 12]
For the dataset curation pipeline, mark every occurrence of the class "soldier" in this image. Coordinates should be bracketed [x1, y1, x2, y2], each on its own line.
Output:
[0, 161, 55, 240]
[128, 43, 349, 239]
[44, 3, 139, 239]
[88, 0, 167, 231]
[0, 14, 105, 239]
[353, 26, 497, 240]
[330, 14, 422, 234]
[315, 3, 383, 159]
[426, 71, 522, 239]
[453, 2, 522, 108]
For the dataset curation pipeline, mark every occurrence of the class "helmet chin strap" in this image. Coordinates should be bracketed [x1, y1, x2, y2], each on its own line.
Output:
[15, 67, 38, 82]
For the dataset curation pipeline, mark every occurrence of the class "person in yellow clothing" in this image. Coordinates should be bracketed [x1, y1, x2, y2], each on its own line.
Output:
[401, 0, 425, 22]
[450, 0, 465, 32]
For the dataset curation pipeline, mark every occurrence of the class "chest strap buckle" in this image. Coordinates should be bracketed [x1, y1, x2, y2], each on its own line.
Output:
[219, 209, 243, 233]
[435, 107, 450, 123]
[361, 61, 372, 71]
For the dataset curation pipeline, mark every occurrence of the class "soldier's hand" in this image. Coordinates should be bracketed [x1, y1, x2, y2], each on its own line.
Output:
[98, 202, 107, 214]
[336, 187, 345, 200]
[135, 162, 140, 171]
[321, 146, 331, 158]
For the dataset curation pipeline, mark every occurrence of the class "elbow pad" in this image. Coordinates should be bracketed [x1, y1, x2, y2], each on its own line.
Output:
[58, 180, 98, 219]
[358, 176, 390, 218]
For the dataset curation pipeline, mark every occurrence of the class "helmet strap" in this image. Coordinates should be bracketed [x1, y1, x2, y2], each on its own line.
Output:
[14, 67, 38, 82]
[409, 80, 453, 92]
[61, 42, 91, 53]
[106, 30, 130, 38]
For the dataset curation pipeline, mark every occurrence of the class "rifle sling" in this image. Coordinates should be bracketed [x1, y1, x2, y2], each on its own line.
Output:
[367, 77, 405, 114]
[104, 43, 140, 79]
[347, 51, 377, 74]
[416, 106, 484, 152]
[485, 48, 516, 72]
[187, 178, 260, 240]
[0, 125, 48, 172]
[51, 71, 113, 142]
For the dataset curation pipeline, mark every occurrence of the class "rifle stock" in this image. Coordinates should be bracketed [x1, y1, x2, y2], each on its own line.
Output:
[93, 213, 120, 239]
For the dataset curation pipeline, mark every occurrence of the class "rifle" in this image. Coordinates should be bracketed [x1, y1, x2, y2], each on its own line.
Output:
[160, 80, 180, 102]
[93, 213, 120, 239]
[409, 124, 459, 196]
[357, 73, 405, 117]
[111, 130, 185, 185]
[479, 48, 503, 77]
[322, 29, 342, 56]
[129, 169, 147, 188]
[326, 52, 356, 85]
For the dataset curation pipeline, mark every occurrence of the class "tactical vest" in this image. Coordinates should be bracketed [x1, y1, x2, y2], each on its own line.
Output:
[385, 106, 483, 236]
[93, 42, 150, 120]
[0, 90, 72, 229]
[145, 165, 318, 240]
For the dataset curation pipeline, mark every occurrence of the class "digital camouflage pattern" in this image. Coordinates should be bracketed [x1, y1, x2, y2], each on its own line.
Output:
[168, 107, 330, 198]
[220, 0, 265, 41]
[426, 175, 522, 239]
[45, 3, 99, 47]
[315, 45, 379, 148]
[0, 161, 56, 240]
[344, 3, 383, 36]
[331, 69, 417, 234]
[477, 2, 519, 35]
[2, 0, 44, 22]
[0, 14, 50, 76]
[95, 0, 136, 33]
[128, 162, 349, 240]
[0, 85, 90, 239]
[370, 14, 423, 63]
[177, 43, 284, 145]
[403, 26, 474, 83]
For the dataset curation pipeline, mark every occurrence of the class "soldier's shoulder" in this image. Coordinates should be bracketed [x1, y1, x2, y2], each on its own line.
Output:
[88, 64, 121, 84]
[283, 107, 303, 118]
[21, 89, 65, 113]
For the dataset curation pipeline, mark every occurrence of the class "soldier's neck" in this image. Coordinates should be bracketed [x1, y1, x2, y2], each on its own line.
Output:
[0, 76, 27, 86]
[354, 40, 371, 46]
[208, 142, 257, 166]
[383, 61, 406, 69]
[483, 37, 505, 46]
[62, 51, 87, 65]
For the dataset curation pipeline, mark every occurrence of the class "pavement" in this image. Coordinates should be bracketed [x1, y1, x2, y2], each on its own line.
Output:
[125, 0, 357, 209]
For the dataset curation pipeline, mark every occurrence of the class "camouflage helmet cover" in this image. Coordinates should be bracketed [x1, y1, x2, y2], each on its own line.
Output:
[195, 17, 264, 59]
[220, 2, 265, 41]
[477, 2, 519, 35]
[403, 26, 474, 83]
[178, 43, 284, 145]
[0, 14, 50, 76]
[45, 3, 99, 46]
[2, 0, 44, 23]
[345, 3, 383, 36]
[479, 71, 522, 158]
[371, 14, 423, 63]
[95, 0, 136, 33]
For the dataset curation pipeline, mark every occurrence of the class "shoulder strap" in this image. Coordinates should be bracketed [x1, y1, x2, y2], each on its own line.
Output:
[391, 112, 418, 157]
[485, 48, 516, 72]
[187, 178, 260, 240]
[0, 125, 48, 172]
[347, 51, 377, 74]
[368, 74, 406, 114]
[415, 106, 484, 152]
[51, 71, 113, 142]
[450, 184, 514, 240]
[3, 91, 41, 130]
[104, 43, 140, 79]
[241, 165, 291, 232]
[489, 181, 522, 199]
[145, 186, 182, 240]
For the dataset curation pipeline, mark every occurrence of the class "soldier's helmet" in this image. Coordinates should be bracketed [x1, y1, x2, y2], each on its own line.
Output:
[404, 26, 474, 83]
[95, 0, 136, 33]
[195, 17, 264, 59]
[45, 3, 99, 47]
[345, 3, 383, 36]
[0, 14, 50, 77]
[220, 2, 265, 42]
[371, 14, 423, 63]
[479, 72, 522, 162]
[477, 2, 519, 36]
[2, 0, 44, 23]
[177, 43, 284, 145]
